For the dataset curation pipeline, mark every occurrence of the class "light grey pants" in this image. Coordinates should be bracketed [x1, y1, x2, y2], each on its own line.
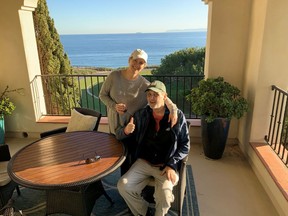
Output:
[117, 159, 178, 216]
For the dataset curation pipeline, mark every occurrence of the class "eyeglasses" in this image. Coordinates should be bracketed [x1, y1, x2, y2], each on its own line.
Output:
[78, 152, 101, 165]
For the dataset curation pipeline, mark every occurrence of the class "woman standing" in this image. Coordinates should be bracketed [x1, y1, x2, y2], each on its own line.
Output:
[99, 49, 177, 136]
[99, 49, 177, 174]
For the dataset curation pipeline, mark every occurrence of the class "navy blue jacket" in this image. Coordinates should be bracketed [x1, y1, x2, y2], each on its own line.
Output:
[116, 105, 190, 171]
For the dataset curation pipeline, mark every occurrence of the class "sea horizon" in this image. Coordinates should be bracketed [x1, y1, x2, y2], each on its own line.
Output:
[60, 31, 207, 68]
[60, 29, 207, 36]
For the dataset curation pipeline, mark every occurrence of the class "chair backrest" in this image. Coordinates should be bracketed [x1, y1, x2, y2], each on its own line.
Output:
[74, 107, 102, 131]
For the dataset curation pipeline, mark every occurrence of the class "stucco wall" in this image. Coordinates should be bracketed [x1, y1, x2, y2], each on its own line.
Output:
[204, 0, 251, 140]
[0, 0, 48, 138]
[249, 0, 288, 143]
[241, 1, 288, 214]
[238, 0, 268, 150]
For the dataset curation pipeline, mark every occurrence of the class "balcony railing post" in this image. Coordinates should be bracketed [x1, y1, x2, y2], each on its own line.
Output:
[265, 85, 288, 167]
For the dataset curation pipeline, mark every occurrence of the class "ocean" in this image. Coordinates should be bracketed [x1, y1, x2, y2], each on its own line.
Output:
[60, 31, 207, 68]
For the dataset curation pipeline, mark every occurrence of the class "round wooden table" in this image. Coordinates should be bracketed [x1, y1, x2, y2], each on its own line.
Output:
[8, 131, 126, 216]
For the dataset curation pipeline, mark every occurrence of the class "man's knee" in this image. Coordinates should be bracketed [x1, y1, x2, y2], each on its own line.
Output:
[117, 177, 128, 194]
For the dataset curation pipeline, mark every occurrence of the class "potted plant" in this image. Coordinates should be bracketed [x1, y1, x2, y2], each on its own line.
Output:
[0, 86, 17, 144]
[187, 76, 248, 159]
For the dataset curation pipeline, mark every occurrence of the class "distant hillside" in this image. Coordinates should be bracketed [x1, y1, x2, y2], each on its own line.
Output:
[166, 28, 207, 32]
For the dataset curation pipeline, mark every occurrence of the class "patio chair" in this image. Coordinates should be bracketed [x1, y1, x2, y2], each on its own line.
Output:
[40, 107, 102, 138]
[141, 156, 188, 216]
[0, 144, 21, 209]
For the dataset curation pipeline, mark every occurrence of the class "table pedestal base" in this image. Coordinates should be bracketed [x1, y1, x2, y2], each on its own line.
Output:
[46, 180, 109, 216]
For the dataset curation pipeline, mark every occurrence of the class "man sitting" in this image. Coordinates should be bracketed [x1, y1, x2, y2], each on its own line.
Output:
[117, 80, 190, 216]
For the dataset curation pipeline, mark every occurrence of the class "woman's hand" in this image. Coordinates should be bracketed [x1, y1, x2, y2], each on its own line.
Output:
[115, 103, 127, 114]
[168, 110, 178, 128]
[164, 97, 178, 127]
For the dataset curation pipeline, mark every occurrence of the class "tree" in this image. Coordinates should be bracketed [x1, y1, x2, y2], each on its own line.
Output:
[152, 47, 205, 76]
[33, 0, 79, 115]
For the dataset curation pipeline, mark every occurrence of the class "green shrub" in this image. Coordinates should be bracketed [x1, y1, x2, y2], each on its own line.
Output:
[152, 47, 205, 75]
[0, 86, 16, 116]
[186, 76, 249, 123]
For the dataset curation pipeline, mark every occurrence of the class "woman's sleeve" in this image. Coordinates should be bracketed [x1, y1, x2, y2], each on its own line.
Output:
[99, 73, 116, 110]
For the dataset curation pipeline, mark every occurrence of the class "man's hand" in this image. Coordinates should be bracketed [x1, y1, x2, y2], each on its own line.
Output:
[115, 103, 127, 114]
[124, 117, 135, 135]
[161, 166, 178, 185]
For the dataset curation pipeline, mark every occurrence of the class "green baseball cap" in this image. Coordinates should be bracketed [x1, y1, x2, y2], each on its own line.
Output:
[145, 80, 166, 94]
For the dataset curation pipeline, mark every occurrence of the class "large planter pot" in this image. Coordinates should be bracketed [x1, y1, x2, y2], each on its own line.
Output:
[0, 114, 5, 144]
[201, 116, 230, 159]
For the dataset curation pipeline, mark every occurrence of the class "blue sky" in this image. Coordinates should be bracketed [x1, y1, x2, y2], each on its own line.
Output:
[46, 0, 208, 35]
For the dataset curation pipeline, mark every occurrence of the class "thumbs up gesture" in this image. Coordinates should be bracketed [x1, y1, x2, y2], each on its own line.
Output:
[124, 117, 135, 135]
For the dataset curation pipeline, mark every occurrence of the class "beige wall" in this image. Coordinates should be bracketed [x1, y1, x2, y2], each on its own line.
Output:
[249, 0, 288, 143]
[0, 0, 49, 138]
[205, 0, 288, 147]
[204, 0, 251, 140]
[238, 0, 268, 150]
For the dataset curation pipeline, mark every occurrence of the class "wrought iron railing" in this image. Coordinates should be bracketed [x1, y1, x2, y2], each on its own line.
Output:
[264, 85, 288, 167]
[31, 74, 204, 119]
